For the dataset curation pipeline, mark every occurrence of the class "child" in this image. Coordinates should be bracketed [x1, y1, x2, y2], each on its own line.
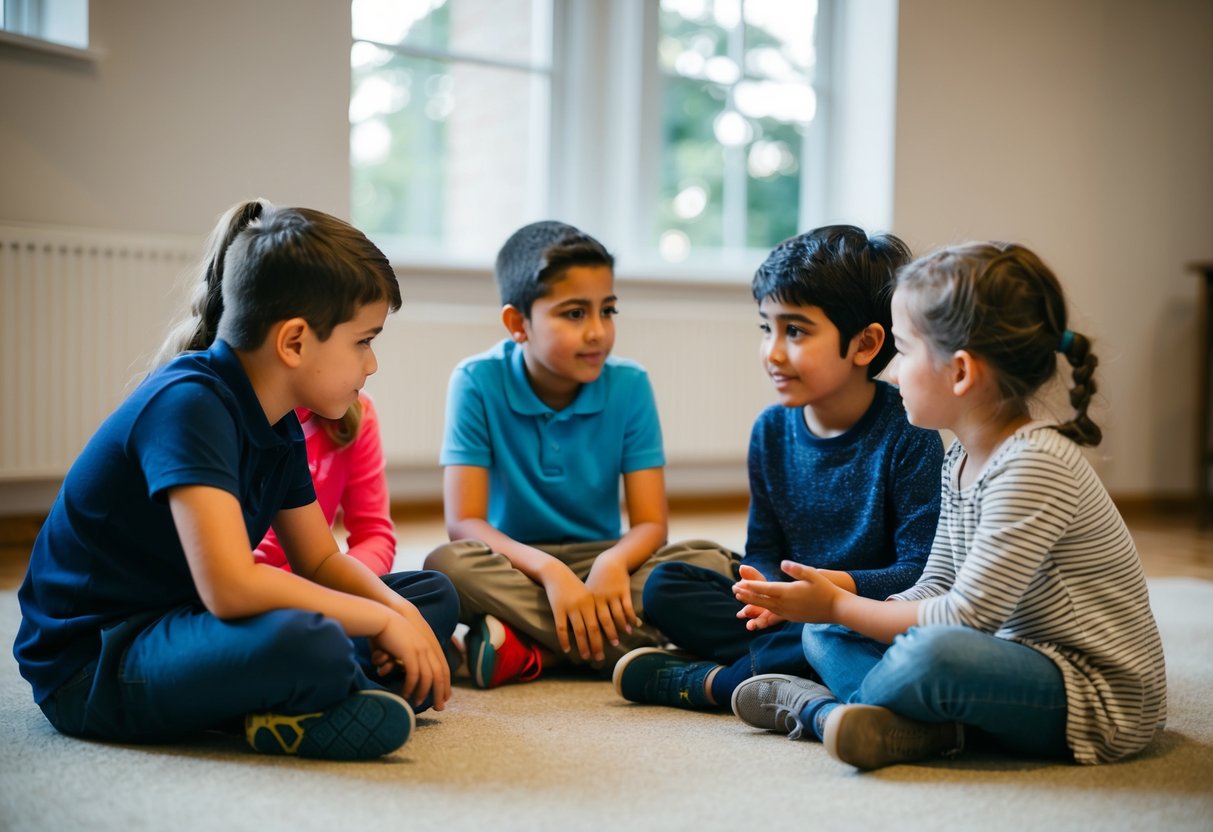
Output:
[14, 199, 457, 761]
[423, 220, 735, 687]
[161, 272, 399, 578]
[613, 225, 944, 711]
[253, 394, 397, 576]
[730, 242, 1167, 770]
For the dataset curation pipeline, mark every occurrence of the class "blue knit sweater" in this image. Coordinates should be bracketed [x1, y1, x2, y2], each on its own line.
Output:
[744, 381, 943, 600]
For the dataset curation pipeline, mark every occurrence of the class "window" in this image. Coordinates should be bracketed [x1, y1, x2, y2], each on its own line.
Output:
[1, 0, 89, 51]
[653, 0, 820, 261]
[351, 0, 896, 277]
[351, 0, 553, 263]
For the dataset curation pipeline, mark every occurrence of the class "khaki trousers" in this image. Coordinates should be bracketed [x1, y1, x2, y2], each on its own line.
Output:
[424, 538, 737, 670]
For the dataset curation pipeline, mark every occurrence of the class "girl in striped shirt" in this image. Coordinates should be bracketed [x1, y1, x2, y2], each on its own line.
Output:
[728, 242, 1167, 770]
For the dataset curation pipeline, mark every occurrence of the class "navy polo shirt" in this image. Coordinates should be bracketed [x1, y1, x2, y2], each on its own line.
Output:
[441, 339, 664, 544]
[14, 340, 314, 703]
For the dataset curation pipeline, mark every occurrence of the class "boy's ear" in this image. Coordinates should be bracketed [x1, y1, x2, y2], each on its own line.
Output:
[850, 323, 885, 367]
[274, 317, 309, 368]
[501, 305, 528, 343]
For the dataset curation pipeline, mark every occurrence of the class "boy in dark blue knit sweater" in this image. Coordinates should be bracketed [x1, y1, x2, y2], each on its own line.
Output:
[613, 225, 943, 711]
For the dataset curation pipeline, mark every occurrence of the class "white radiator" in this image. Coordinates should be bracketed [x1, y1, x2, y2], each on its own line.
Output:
[0, 224, 198, 480]
[0, 224, 770, 493]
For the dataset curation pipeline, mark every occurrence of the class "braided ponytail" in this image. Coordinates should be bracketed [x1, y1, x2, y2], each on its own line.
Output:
[1055, 330, 1102, 446]
[897, 242, 1104, 447]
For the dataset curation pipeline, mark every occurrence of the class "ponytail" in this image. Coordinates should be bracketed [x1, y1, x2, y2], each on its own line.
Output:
[1055, 330, 1102, 447]
[319, 398, 365, 450]
[898, 242, 1104, 448]
[150, 199, 271, 367]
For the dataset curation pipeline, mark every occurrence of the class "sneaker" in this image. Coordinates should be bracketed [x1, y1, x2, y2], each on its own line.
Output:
[466, 614, 543, 689]
[823, 704, 964, 771]
[245, 689, 414, 761]
[612, 647, 718, 709]
[730, 673, 833, 739]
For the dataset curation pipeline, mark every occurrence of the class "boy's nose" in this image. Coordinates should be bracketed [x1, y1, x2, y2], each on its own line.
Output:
[366, 349, 379, 376]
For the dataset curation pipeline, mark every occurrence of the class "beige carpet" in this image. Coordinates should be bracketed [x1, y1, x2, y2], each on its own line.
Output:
[1, 579, 1211, 832]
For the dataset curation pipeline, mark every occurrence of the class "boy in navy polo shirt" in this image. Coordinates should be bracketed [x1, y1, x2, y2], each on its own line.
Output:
[15, 200, 458, 761]
[613, 225, 944, 713]
[424, 221, 734, 687]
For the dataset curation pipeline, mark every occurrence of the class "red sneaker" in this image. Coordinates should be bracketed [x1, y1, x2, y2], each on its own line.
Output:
[466, 614, 543, 689]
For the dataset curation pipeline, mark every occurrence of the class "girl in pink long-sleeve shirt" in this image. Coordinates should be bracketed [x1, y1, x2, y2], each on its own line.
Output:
[255, 392, 397, 575]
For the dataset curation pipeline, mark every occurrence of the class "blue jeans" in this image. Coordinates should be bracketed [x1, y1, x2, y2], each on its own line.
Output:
[40, 570, 459, 744]
[801, 623, 1072, 759]
[643, 561, 813, 702]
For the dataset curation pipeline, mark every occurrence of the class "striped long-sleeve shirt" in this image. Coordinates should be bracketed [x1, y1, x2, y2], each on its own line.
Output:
[891, 424, 1167, 764]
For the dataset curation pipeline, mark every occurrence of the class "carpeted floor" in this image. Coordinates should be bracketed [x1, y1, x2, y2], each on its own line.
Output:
[1, 579, 1211, 832]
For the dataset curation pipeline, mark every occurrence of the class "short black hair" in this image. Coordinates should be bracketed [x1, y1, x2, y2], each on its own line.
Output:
[494, 220, 614, 317]
[752, 225, 911, 377]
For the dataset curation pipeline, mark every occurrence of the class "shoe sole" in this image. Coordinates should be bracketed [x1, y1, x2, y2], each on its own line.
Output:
[610, 647, 675, 701]
[247, 689, 415, 761]
[824, 704, 958, 771]
[470, 615, 507, 689]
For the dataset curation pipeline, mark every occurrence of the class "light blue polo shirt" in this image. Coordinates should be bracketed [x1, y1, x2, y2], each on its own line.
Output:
[441, 339, 664, 544]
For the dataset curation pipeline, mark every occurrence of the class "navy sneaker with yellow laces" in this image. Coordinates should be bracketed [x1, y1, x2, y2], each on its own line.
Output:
[245, 689, 414, 761]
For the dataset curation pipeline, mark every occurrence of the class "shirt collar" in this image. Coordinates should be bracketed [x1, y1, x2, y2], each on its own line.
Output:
[209, 339, 304, 449]
[502, 339, 607, 418]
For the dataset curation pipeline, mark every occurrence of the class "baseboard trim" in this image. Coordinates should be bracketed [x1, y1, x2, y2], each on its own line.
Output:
[1, 491, 1199, 547]
[1110, 494, 1198, 520]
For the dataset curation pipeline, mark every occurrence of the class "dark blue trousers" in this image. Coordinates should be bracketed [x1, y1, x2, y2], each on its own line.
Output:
[39, 570, 459, 744]
[643, 561, 813, 703]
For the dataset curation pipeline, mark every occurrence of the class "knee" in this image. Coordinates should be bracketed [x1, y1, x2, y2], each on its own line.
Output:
[422, 539, 490, 577]
[800, 622, 853, 666]
[882, 626, 975, 682]
[420, 571, 461, 640]
[641, 560, 694, 610]
[381, 569, 461, 640]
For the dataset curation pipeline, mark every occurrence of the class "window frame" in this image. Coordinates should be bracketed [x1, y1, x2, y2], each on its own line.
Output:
[0, 0, 96, 60]
[353, 0, 897, 286]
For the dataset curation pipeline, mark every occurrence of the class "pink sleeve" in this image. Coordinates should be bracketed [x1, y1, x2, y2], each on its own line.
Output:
[337, 395, 397, 575]
[253, 525, 290, 571]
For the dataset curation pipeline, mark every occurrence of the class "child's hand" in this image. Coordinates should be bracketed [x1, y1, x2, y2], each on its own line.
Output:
[539, 561, 605, 662]
[584, 556, 637, 649]
[371, 606, 452, 711]
[733, 564, 786, 630]
[736, 604, 786, 631]
[732, 560, 840, 624]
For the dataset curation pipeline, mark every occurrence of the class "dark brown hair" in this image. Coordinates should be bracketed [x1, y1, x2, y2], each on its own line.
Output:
[896, 242, 1101, 446]
[155, 199, 400, 362]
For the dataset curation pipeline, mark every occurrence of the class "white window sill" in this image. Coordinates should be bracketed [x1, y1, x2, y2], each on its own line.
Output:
[388, 250, 764, 289]
[0, 29, 103, 62]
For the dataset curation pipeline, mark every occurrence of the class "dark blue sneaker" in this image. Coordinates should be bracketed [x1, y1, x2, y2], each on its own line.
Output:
[245, 689, 415, 760]
[612, 647, 720, 709]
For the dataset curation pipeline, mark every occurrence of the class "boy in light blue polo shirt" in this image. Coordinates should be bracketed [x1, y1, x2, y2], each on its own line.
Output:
[424, 221, 734, 688]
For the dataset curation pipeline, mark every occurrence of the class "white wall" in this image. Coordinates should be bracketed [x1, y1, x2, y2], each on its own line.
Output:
[0, 0, 351, 232]
[1, 0, 1211, 513]
[894, 0, 1213, 497]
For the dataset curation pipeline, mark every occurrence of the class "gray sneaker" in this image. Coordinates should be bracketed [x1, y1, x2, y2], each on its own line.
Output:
[823, 704, 964, 770]
[730, 673, 833, 739]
